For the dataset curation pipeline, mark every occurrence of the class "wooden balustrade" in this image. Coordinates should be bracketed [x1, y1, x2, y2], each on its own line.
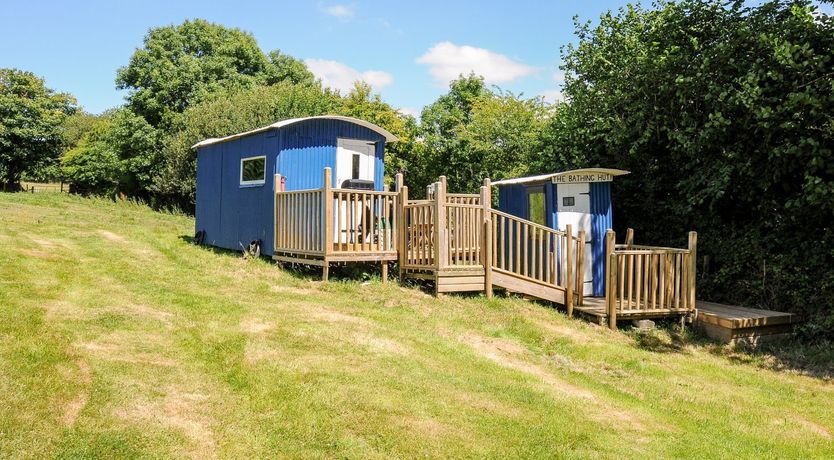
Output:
[331, 189, 398, 255]
[274, 189, 326, 256]
[274, 168, 399, 271]
[605, 229, 697, 329]
[401, 202, 436, 269]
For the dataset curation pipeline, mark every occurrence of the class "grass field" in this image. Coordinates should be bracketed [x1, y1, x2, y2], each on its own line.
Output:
[1, 192, 833, 459]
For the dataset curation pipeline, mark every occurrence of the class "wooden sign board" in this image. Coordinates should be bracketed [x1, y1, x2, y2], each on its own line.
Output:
[552, 172, 614, 184]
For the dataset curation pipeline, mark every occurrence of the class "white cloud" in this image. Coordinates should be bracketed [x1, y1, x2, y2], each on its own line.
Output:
[540, 89, 564, 103]
[304, 59, 393, 93]
[398, 107, 421, 118]
[320, 4, 354, 20]
[552, 70, 566, 82]
[416, 42, 535, 86]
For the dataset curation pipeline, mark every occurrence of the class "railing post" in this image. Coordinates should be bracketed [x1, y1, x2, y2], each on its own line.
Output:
[434, 179, 447, 270]
[273, 173, 282, 252]
[577, 230, 586, 307]
[688, 231, 697, 311]
[394, 172, 403, 192]
[608, 251, 619, 330]
[606, 229, 617, 329]
[625, 228, 634, 248]
[566, 224, 574, 317]
[398, 185, 409, 279]
[481, 178, 492, 298]
[322, 168, 333, 281]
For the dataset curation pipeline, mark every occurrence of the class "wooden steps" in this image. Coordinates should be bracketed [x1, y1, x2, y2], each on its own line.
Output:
[695, 301, 799, 345]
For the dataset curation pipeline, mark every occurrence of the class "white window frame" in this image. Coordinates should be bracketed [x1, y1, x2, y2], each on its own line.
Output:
[240, 155, 266, 186]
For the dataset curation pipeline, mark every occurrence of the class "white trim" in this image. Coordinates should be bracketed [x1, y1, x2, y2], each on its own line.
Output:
[492, 168, 630, 186]
[192, 115, 398, 149]
[240, 155, 266, 186]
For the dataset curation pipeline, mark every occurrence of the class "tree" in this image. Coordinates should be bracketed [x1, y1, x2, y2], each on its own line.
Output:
[415, 74, 548, 194]
[550, 0, 834, 335]
[153, 82, 339, 208]
[116, 19, 307, 127]
[0, 69, 75, 189]
[337, 82, 415, 186]
[265, 50, 317, 87]
[60, 109, 161, 196]
[416, 74, 489, 194]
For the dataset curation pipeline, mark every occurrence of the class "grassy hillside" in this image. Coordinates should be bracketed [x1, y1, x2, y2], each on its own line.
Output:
[1, 193, 833, 459]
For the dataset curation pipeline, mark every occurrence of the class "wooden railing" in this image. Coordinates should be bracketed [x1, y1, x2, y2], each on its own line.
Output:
[401, 200, 436, 269]
[604, 229, 697, 329]
[274, 168, 398, 278]
[274, 188, 326, 256]
[331, 189, 398, 254]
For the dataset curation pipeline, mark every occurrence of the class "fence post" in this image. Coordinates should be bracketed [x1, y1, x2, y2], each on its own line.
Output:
[434, 179, 447, 270]
[577, 230, 586, 307]
[606, 229, 617, 329]
[322, 168, 333, 281]
[566, 224, 574, 317]
[688, 231, 697, 311]
[273, 173, 282, 252]
[399, 185, 409, 279]
[481, 178, 492, 298]
[625, 228, 634, 248]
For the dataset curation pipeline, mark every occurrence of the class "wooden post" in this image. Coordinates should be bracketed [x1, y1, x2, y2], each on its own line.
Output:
[395, 172, 403, 192]
[273, 173, 282, 252]
[608, 252, 618, 330]
[625, 228, 634, 249]
[322, 168, 333, 281]
[434, 180, 447, 271]
[440, 175, 447, 194]
[398, 185, 409, 279]
[605, 229, 617, 329]
[381, 262, 388, 283]
[688, 231, 697, 311]
[481, 179, 493, 298]
[577, 230, 586, 307]
[566, 224, 574, 317]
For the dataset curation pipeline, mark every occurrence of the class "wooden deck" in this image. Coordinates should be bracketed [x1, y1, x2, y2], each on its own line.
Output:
[574, 296, 692, 326]
[272, 168, 698, 331]
[695, 301, 799, 345]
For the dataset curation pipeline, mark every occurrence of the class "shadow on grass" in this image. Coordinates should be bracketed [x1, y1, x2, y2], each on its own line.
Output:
[705, 339, 834, 381]
[628, 325, 691, 354]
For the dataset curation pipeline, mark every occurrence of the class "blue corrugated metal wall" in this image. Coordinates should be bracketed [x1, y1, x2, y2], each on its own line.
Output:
[193, 118, 387, 257]
[590, 182, 612, 296]
[195, 144, 223, 246]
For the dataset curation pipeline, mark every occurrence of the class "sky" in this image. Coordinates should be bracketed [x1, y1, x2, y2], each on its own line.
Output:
[2, 0, 832, 117]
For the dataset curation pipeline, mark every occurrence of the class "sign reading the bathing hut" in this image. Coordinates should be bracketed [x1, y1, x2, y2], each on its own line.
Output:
[551, 172, 614, 184]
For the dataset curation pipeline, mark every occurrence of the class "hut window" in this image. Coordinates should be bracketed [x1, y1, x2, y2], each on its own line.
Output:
[351, 154, 360, 180]
[562, 196, 575, 207]
[527, 187, 546, 226]
[240, 156, 266, 186]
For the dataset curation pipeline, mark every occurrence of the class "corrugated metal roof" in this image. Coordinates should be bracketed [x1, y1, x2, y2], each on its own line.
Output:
[492, 168, 630, 186]
[191, 115, 398, 149]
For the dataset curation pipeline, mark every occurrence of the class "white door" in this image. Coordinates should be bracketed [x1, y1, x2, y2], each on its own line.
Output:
[334, 139, 377, 245]
[335, 138, 375, 188]
[557, 183, 593, 296]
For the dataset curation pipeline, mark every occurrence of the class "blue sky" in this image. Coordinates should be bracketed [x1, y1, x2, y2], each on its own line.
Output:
[2, 1, 831, 116]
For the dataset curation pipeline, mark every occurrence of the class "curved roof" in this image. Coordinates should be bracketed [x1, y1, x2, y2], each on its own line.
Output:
[191, 115, 398, 149]
[491, 168, 630, 186]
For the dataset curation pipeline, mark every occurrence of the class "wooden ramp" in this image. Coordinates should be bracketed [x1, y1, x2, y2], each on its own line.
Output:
[695, 301, 799, 345]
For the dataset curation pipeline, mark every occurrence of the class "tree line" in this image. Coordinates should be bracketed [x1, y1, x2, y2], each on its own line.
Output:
[1, 1, 832, 338]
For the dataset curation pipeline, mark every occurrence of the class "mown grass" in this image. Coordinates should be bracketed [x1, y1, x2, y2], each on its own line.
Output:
[1, 192, 833, 459]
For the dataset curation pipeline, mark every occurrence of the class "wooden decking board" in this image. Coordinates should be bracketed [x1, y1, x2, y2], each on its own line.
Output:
[694, 300, 799, 344]
[696, 301, 797, 328]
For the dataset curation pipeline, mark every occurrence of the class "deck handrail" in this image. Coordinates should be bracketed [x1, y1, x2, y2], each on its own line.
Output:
[274, 168, 399, 269]
[605, 229, 697, 329]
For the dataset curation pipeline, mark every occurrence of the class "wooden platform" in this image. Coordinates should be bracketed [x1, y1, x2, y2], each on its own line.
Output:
[695, 301, 799, 345]
[574, 297, 691, 326]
